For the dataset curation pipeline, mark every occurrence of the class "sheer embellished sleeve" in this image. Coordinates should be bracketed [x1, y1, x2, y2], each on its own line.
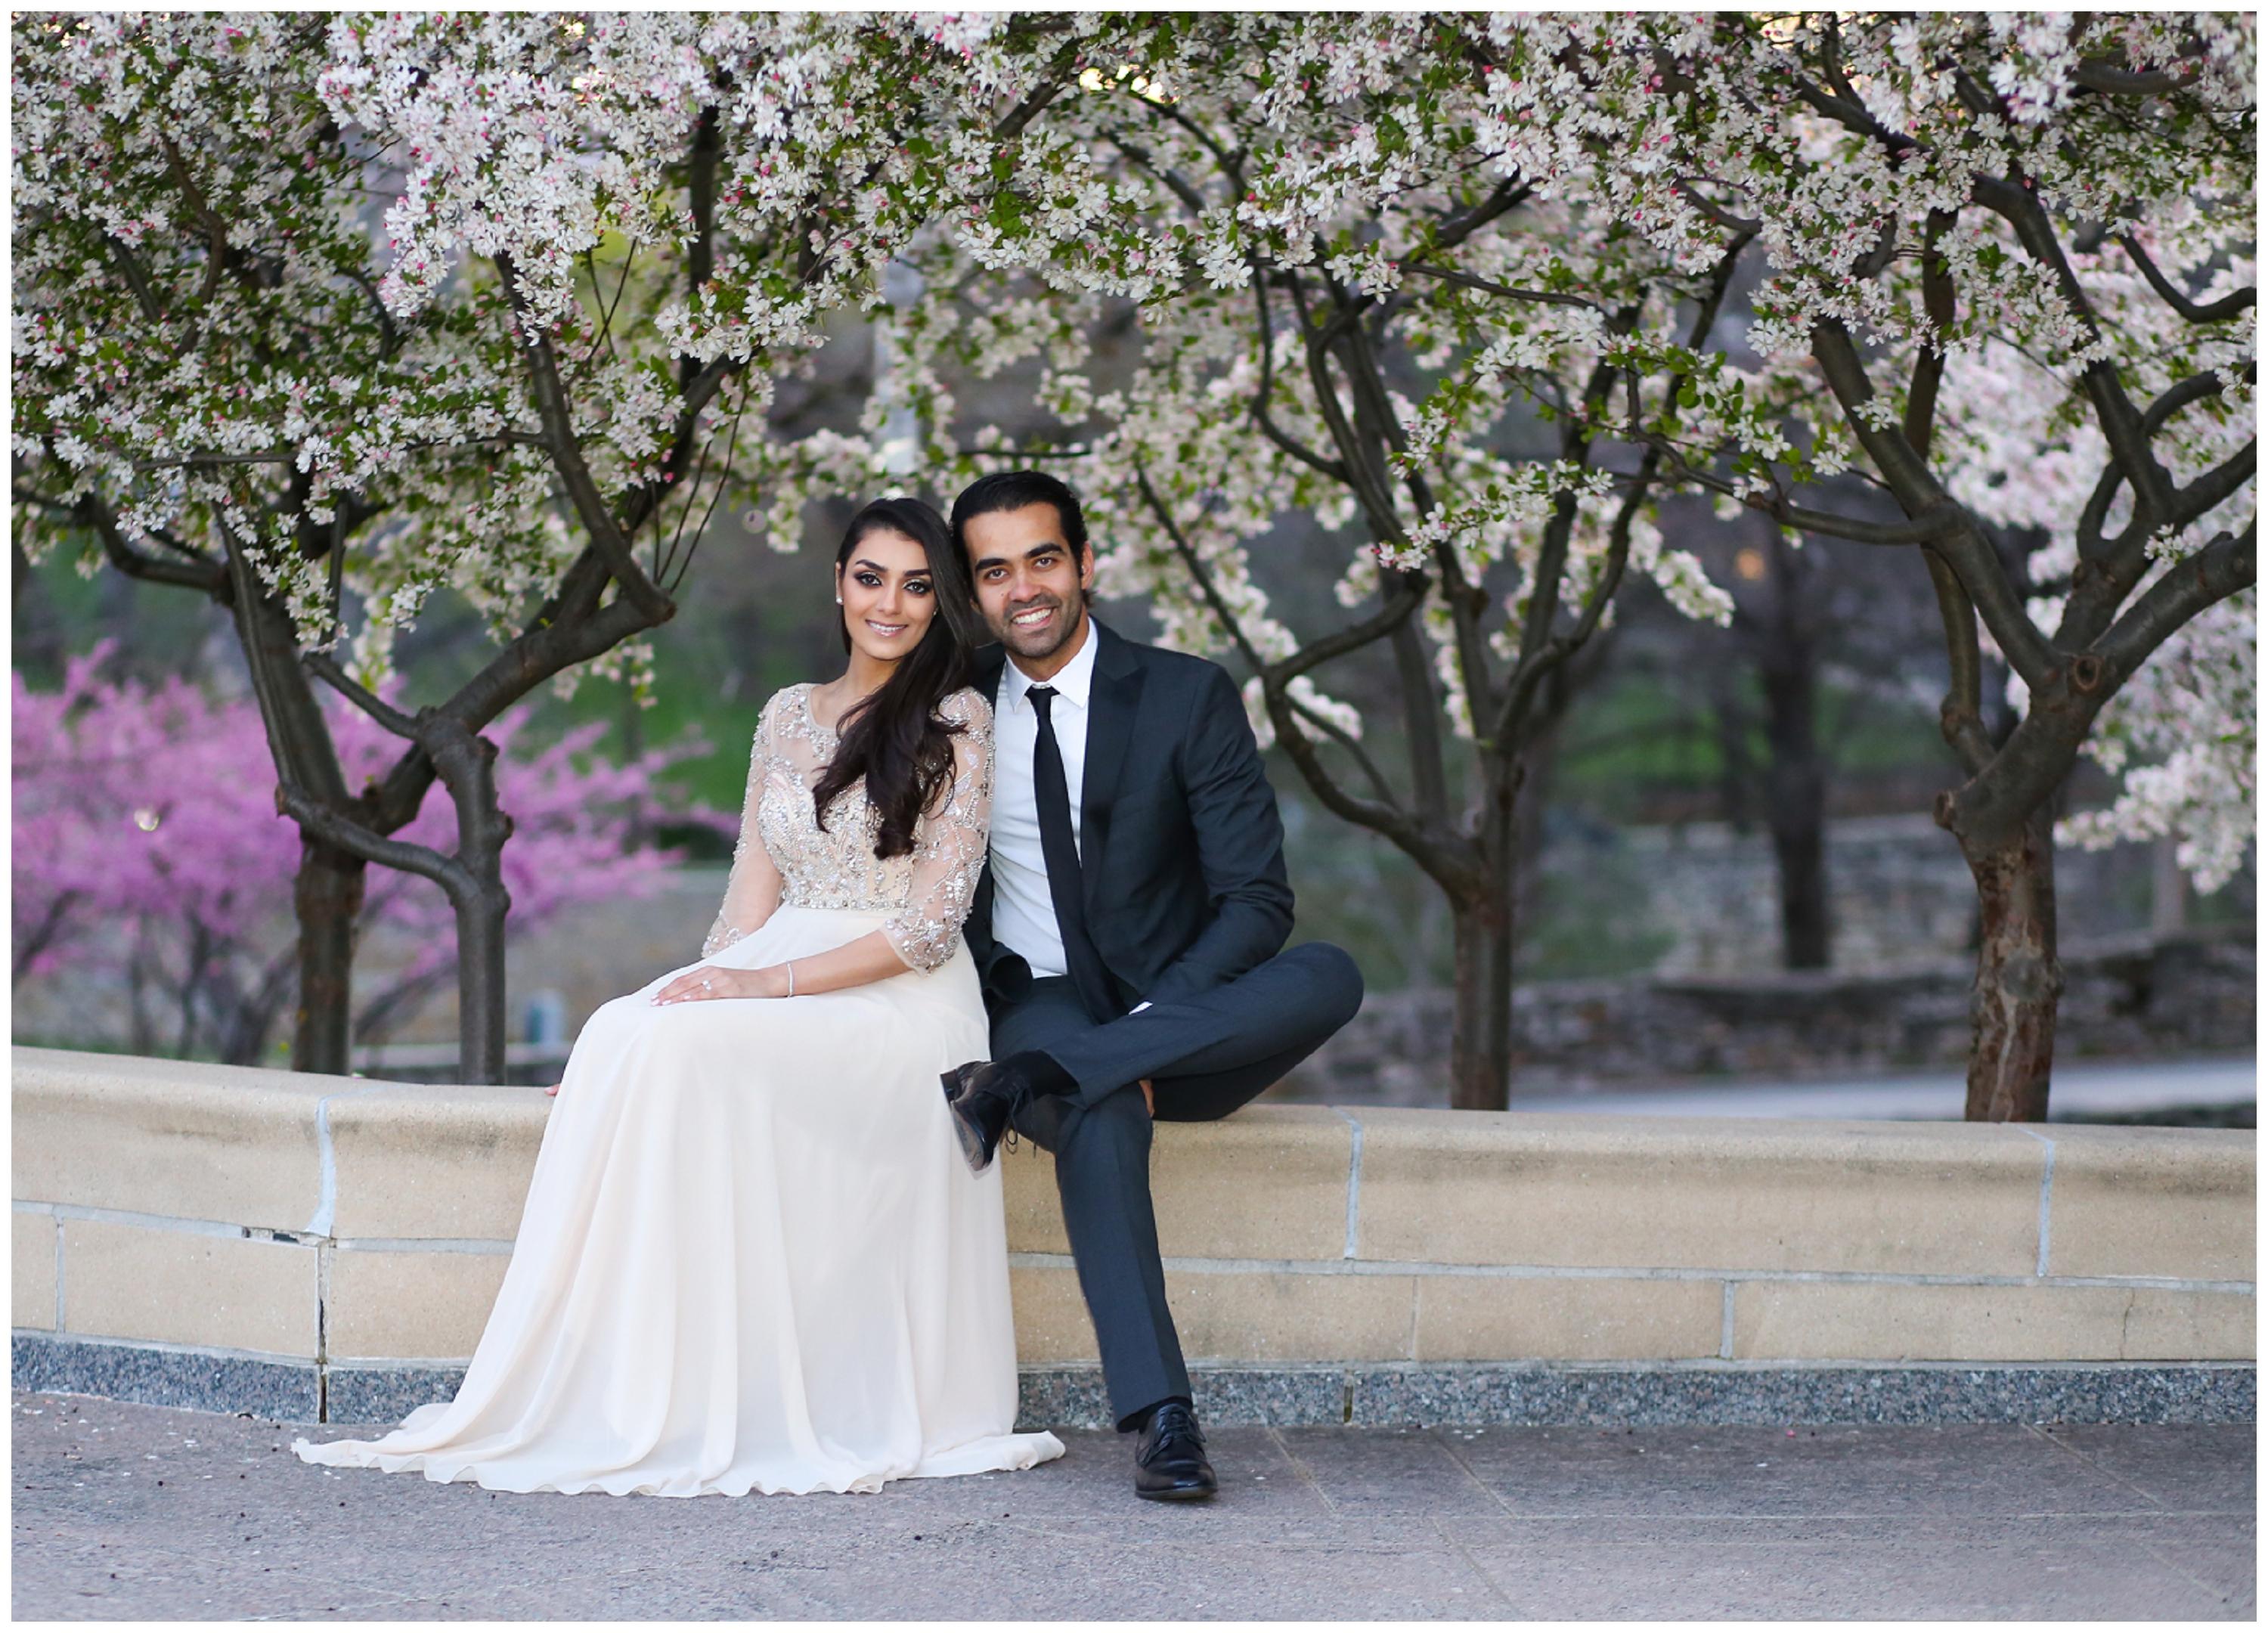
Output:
[702, 693, 789, 958]
[881, 689, 993, 973]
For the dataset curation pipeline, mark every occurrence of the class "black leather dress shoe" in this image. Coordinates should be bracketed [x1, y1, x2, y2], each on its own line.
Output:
[940, 1061, 1026, 1173]
[1133, 1401, 1216, 1501]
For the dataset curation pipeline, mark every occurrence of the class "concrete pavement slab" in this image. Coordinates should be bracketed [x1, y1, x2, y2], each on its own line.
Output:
[13, 1390, 2254, 1619]
[1437, 1421, 2201, 1518]
[1452, 1512, 2251, 1619]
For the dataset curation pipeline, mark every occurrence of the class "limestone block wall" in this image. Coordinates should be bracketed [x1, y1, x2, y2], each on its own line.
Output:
[11, 1048, 2254, 1423]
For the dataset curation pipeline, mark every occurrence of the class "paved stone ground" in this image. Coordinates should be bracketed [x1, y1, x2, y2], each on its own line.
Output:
[13, 1391, 2254, 1620]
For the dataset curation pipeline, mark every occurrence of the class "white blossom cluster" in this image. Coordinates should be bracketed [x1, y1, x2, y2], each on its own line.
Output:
[1472, 11, 2256, 886]
[863, 14, 1739, 755]
[13, 12, 1062, 688]
[17, 12, 2250, 886]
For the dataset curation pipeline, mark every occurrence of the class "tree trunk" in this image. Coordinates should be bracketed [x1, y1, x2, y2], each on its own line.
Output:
[430, 727, 515, 1085]
[1447, 893, 1515, 1111]
[450, 879, 511, 1086]
[1959, 805, 2061, 1121]
[1755, 531, 1830, 969]
[222, 545, 368, 1074]
[291, 837, 365, 1075]
[1761, 737, 1831, 969]
[1449, 768, 1520, 1112]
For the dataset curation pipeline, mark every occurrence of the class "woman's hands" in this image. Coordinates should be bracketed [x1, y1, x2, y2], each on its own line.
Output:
[652, 963, 792, 1006]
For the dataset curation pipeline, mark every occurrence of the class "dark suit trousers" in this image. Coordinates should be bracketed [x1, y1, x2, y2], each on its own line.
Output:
[987, 941, 1364, 1427]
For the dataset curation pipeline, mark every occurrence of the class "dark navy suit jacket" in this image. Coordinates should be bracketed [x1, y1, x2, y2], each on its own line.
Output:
[965, 618, 1295, 1017]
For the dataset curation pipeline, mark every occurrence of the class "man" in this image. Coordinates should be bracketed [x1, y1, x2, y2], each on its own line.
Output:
[940, 470, 1364, 1503]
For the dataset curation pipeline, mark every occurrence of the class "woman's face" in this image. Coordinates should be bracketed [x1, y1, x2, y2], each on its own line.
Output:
[837, 528, 937, 665]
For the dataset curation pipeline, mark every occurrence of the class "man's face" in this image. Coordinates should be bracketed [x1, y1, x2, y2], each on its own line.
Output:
[963, 501, 1095, 674]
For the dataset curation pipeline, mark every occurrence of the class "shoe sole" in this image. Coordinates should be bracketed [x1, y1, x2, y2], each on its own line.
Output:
[1134, 1482, 1216, 1502]
[950, 1107, 994, 1176]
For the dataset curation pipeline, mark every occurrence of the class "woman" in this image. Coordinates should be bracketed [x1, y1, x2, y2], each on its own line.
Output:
[298, 497, 1064, 1496]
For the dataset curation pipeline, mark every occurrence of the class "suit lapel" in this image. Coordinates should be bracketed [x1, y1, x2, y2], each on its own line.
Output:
[1079, 619, 1145, 901]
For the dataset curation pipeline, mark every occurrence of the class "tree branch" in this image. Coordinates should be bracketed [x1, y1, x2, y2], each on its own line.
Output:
[1427, 175, 1532, 254]
[1397, 262, 1600, 311]
[39, 490, 232, 595]
[2116, 234, 2256, 324]
[1248, 270, 1351, 482]
[303, 651, 422, 740]
[1131, 463, 1270, 677]
[104, 235, 166, 323]
[1131, 462, 1420, 840]
[1494, 449, 1658, 744]
[1286, 696, 1403, 810]
[1969, 173, 2167, 516]
[993, 42, 1081, 140]
[1810, 319, 2058, 683]
[276, 779, 473, 895]
[2164, 437, 2259, 536]
[497, 253, 674, 622]
[2096, 522, 2255, 677]
[2074, 60, 2201, 97]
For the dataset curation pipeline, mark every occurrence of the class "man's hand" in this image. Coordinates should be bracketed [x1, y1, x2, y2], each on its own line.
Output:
[1141, 1077, 1154, 1117]
[652, 964, 789, 1006]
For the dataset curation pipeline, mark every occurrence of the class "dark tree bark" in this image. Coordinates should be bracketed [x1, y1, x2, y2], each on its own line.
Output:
[1749, 527, 1831, 969]
[291, 837, 365, 1073]
[1957, 804, 2059, 1121]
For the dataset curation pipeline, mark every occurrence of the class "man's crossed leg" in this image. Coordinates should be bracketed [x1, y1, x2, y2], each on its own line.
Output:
[959, 942, 1362, 1498]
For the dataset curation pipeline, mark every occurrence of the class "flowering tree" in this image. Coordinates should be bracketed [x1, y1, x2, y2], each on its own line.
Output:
[1475, 12, 2255, 1118]
[847, 14, 1737, 1107]
[14, 648, 686, 1065]
[11, 12, 1024, 1079]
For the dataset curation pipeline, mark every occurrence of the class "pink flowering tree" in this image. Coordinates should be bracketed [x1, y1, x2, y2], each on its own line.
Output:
[11, 13, 1030, 1079]
[14, 647, 692, 1066]
[1473, 12, 2255, 1117]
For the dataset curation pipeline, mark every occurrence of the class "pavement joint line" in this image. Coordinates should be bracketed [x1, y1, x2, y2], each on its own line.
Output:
[1428, 1424, 1520, 1520]
[2021, 1418, 2172, 1513]
[1263, 1423, 1337, 1517]
[1433, 1513, 1522, 1613]
[1004, 1250, 2254, 1294]
[1719, 1281, 1737, 1359]
[2128, 1548, 2246, 1616]
[2019, 1125, 2057, 1278]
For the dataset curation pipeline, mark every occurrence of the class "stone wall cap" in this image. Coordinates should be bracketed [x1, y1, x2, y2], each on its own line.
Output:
[13, 1046, 349, 1106]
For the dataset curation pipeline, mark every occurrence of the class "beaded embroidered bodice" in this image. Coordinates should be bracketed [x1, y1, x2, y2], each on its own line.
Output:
[702, 684, 993, 974]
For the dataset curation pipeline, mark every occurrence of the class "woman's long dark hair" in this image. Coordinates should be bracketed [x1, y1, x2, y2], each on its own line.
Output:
[810, 496, 983, 859]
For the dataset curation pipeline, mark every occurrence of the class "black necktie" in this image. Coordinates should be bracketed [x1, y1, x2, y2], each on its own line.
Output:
[1027, 686, 1117, 1023]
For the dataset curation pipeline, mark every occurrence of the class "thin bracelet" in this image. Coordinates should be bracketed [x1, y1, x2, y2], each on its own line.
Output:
[785, 961, 795, 998]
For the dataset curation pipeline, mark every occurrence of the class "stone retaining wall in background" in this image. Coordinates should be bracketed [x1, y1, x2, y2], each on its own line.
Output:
[1289, 928, 2255, 1102]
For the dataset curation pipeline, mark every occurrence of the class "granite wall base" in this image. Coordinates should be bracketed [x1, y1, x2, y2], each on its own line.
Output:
[1023, 1362, 2260, 1430]
[17, 1333, 2251, 1430]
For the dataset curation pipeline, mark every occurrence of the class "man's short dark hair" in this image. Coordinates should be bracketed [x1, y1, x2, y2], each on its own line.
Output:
[950, 469, 1089, 565]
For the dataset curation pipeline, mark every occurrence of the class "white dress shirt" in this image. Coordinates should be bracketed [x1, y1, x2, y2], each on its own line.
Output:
[988, 621, 1099, 980]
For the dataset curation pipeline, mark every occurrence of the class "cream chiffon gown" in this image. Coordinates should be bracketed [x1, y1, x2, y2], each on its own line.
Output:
[297, 684, 1063, 1495]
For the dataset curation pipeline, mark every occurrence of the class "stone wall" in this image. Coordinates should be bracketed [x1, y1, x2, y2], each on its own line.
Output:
[12, 1047, 2254, 1427]
[1622, 814, 2225, 978]
[1290, 927, 2257, 1102]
